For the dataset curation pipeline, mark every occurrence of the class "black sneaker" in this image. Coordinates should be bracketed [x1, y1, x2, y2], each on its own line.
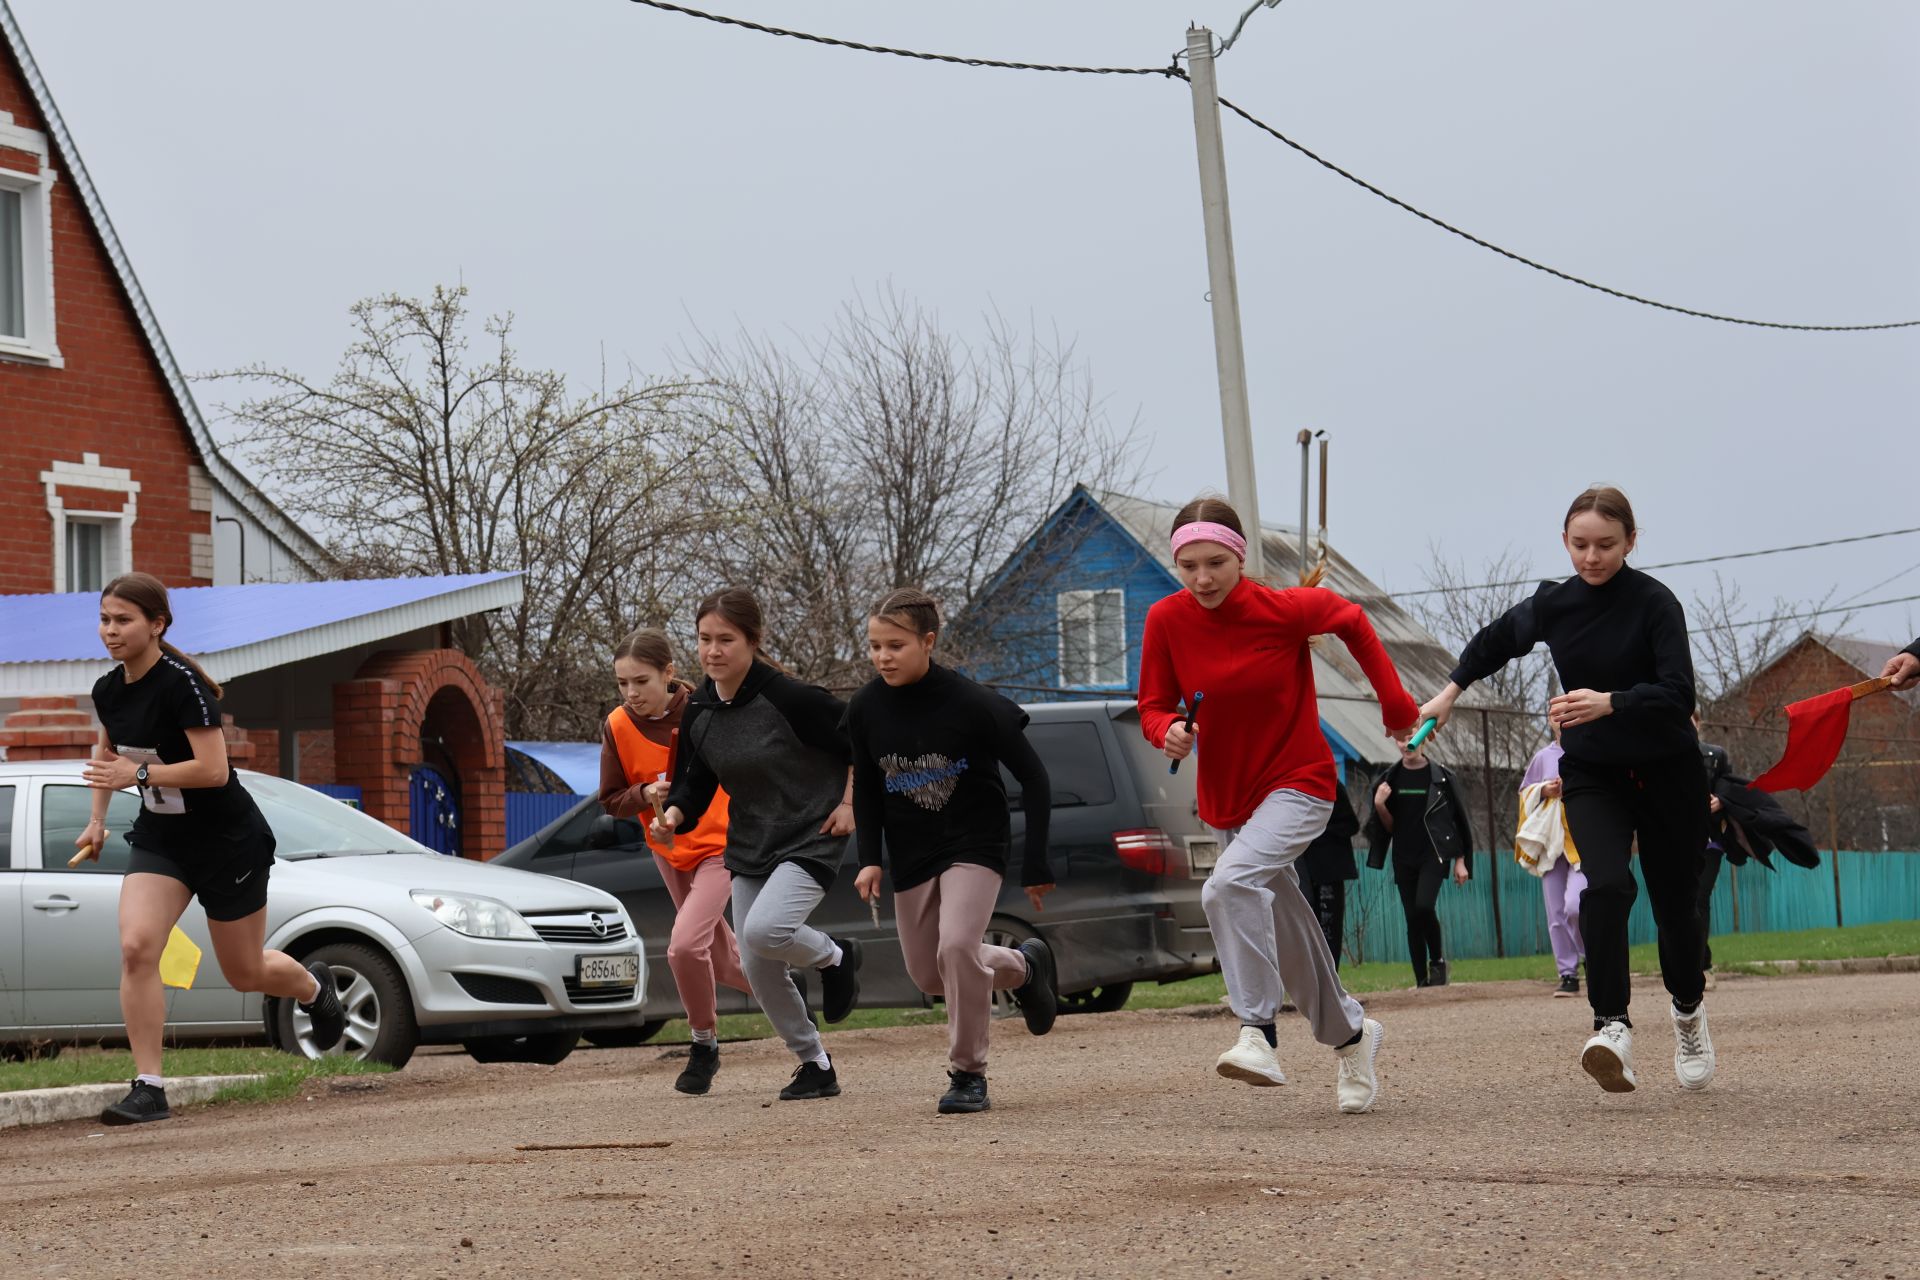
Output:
[674, 1041, 720, 1095]
[1555, 973, 1580, 998]
[101, 1079, 171, 1125]
[1429, 958, 1450, 987]
[937, 1069, 990, 1114]
[301, 961, 347, 1052]
[1014, 938, 1059, 1037]
[819, 937, 863, 1024]
[778, 1058, 840, 1101]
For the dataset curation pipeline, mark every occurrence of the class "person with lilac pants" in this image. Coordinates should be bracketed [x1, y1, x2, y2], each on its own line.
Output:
[1522, 734, 1587, 997]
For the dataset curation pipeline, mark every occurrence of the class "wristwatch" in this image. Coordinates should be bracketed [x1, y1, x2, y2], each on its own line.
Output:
[135, 763, 150, 790]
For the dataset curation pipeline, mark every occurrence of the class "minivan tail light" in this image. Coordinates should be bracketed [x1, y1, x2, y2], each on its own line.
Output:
[1112, 828, 1179, 876]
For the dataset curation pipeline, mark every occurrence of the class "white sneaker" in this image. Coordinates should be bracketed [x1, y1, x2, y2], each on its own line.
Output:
[1672, 1002, 1716, 1090]
[1215, 1026, 1287, 1086]
[1581, 1020, 1637, 1093]
[1333, 1018, 1384, 1114]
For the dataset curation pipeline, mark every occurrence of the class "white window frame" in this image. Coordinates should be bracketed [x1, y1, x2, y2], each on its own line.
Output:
[43, 454, 138, 593]
[0, 111, 60, 366]
[1056, 589, 1127, 688]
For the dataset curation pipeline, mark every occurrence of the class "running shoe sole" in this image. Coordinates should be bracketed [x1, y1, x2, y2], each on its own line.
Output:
[1581, 1042, 1637, 1093]
[1214, 1057, 1287, 1087]
[100, 1102, 171, 1125]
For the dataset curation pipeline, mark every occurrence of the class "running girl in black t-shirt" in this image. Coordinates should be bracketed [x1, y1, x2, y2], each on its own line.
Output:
[78, 573, 345, 1124]
[1416, 488, 1714, 1096]
[845, 589, 1059, 1114]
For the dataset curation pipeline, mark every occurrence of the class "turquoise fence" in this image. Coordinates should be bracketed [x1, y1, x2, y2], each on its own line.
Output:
[1340, 850, 1920, 967]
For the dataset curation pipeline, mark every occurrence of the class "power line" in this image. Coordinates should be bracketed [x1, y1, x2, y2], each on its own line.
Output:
[1214, 1, 1286, 55]
[626, 0, 1920, 332]
[1711, 590, 1920, 633]
[1212, 95, 1920, 333]
[1393, 524, 1920, 599]
[622, 0, 1180, 77]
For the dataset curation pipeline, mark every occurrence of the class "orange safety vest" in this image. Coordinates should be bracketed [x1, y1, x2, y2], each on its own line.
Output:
[606, 707, 731, 873]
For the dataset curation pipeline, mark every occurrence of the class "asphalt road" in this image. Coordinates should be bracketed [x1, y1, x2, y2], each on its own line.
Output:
[3, 970, 1916, 1279]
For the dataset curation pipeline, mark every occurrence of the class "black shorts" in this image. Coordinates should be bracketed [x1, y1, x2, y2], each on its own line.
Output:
[126, 830, 276, 922]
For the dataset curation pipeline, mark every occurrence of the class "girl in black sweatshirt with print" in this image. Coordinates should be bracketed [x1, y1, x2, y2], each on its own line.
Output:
[1417, 487, 1714, 1097]
[845, 589, 1060, 1115]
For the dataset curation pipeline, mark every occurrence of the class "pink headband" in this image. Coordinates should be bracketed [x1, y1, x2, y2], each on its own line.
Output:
[1171, 521, 1248, 562]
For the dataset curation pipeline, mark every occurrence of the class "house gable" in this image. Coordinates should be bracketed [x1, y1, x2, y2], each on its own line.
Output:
[0, 2, 327, 591]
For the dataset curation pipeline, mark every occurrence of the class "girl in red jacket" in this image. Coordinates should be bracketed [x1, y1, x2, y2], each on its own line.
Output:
[1138, 498, 1419, 1114]
[599, 627, 751, 1095]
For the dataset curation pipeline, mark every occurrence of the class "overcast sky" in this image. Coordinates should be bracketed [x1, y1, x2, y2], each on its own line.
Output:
[14, 1, 1919, 648]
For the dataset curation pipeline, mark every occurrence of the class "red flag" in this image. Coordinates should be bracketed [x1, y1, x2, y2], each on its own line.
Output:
[1751, 685, 1859, 793]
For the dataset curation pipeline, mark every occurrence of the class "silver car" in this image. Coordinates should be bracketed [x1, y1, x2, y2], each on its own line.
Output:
[0, 761, 646, 1068]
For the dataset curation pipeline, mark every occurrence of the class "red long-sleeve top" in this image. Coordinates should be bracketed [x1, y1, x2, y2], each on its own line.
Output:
[1138, 580, 1420, 830]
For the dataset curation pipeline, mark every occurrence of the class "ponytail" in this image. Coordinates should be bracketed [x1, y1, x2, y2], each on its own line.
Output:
[160, 638, 225, 701]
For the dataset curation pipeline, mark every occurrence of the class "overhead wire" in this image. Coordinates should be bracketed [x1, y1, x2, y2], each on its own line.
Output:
[624, 0, 1920, 333]
[1391, 525, 1920, 599]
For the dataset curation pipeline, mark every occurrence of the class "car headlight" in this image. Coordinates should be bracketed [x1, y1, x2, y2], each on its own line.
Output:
[410, 891, 539, 940]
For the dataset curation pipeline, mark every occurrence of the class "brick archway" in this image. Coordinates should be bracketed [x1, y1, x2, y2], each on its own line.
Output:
[333, 649, 507, 860]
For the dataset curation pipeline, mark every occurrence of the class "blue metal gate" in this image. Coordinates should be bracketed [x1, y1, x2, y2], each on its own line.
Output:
[409, 766, 460, 856]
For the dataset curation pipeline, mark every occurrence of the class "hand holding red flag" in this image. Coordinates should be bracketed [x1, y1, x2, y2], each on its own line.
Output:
[1750, 676, 1894, 793]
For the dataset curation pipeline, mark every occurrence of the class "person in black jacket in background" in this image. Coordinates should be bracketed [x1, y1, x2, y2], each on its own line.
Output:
[1695, 720, 1733, 990]
[1297, 787, 1362, 971]
[1365, 745, 1474, 988]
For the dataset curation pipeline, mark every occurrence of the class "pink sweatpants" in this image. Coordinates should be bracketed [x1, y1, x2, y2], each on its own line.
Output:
[654, 852, 752, 1034]
[1542, 858, 1588, 978]
[894, 863, 1029, 1074]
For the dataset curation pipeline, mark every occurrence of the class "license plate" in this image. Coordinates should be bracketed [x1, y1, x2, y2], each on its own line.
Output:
[576, 954, 638, 987]
[1187, 837, 1220, 876]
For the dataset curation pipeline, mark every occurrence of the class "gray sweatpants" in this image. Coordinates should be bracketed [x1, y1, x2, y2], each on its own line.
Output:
[1202, 788, 1365, 1047]
[731, 861, 837, 1062]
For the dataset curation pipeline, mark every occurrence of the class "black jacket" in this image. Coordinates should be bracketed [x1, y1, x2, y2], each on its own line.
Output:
[1298, 787, 1361, 883]
[1364, 761, 1475, 876]
[1700, 738, 1819, 869]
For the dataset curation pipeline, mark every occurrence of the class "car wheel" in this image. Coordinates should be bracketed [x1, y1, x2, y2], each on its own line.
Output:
[277, 942, 418, 1070]
[1059, 983, 1133, 1015]
[584, 1019, 668, 1049]
[464, 1031, 579, 1065]
[983, 917, 1037, 1019]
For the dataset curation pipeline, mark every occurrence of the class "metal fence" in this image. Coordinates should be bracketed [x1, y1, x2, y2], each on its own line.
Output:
[1340, 849, 1920, 968]
[507, 791, 587, 847]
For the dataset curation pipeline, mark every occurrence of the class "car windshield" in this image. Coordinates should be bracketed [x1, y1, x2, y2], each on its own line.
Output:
[240, 773, 436, 860]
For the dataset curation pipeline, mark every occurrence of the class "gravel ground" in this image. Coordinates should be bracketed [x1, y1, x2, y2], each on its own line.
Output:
[3, 970, 1916, 1279]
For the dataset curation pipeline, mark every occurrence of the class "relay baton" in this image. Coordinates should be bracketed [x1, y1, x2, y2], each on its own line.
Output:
[1406, 718, 1438, 752]
[67, 840, 99, 869]
[1169, 691, 1204, 775]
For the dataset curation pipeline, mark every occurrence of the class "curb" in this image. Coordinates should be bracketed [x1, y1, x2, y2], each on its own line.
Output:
[1732, 954, 1920, 977]
[0, 1074, 264, 1130]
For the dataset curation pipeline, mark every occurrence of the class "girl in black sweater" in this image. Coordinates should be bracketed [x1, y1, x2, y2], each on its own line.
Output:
[845, 589, 1060, 1114]
[1417, 487, 1714, 1095]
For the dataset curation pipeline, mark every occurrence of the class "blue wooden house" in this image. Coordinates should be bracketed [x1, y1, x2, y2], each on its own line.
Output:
[963, 486, 1472, 781]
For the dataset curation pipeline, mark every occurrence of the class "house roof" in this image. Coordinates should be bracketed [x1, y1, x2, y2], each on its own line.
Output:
[0, 573, 522, 696]
[1086, 488, 1494, 765]
[1747, 631, 1920, 709]
[0, 2, 331, 578]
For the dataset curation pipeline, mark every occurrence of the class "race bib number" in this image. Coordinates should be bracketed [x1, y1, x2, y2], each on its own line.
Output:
[117, 746, 186, 815]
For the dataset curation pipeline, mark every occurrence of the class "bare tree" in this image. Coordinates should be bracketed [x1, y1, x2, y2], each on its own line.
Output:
[205, 285, 696, 738]
[674, 288, 1144, 686]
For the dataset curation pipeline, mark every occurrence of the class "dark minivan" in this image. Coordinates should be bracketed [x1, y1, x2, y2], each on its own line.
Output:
[494, 700, 1218, 1037]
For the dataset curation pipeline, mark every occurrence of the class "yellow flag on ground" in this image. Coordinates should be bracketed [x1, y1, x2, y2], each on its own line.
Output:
[159, 927, 202, 989]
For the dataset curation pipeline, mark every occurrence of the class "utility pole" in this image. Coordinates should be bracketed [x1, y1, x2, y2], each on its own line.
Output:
[1296, 429, 1311, 575]
[1185, 25, 1266, 578]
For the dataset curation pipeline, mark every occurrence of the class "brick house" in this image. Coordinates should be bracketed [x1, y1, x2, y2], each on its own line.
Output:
[0, 5, 524, 859]
[1714, 632, 1920, 850]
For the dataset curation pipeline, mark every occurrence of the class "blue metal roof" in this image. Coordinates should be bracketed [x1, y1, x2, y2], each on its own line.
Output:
[0, 573, 520, 664]
[506, 741, 601, 796]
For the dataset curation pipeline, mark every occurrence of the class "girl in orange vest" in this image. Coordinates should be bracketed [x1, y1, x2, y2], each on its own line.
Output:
[598, 627, 750, 1095]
